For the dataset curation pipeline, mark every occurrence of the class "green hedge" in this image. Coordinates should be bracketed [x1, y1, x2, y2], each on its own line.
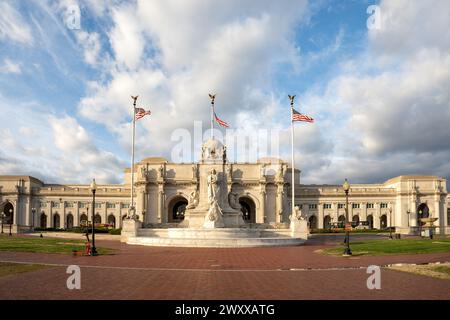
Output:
[108, 228, 121, 235]
[311, 228, 388, 234]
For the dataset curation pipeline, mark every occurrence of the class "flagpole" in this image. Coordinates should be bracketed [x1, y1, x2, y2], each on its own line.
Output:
[289, 95, 296, 217]
[130, 95, 138, 218]
[209, 94, 215, 140]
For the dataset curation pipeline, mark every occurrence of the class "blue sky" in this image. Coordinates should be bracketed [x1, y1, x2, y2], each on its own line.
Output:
[0, 0, 449, 187]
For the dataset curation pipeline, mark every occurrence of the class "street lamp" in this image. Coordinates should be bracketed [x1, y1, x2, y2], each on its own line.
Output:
[9, 208, 13, 236]
[406, 210, 411, 227]
[90, 179, 98, 256]
[31, 208, 36, 229]
[389, 204, 393, 239]
[0, 213, 5, 234]
[342, 179, 352, 256]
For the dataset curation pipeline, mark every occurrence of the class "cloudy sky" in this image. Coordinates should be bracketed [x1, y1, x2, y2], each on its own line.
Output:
[0, 0, 449, 186]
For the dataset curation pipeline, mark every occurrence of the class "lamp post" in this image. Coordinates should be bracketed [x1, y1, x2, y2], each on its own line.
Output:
[90, 179, 98, 256]
[9, 208, 13, 236]
[406, 209, 410, 227]
[389, 204, 393, 239]
[31, 208, 36, 229]
[0, 213, 5, 234]
[342, 179, 352, 256]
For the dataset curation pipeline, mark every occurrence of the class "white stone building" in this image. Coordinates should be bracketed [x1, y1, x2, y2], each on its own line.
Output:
[1, 142, 449, 235]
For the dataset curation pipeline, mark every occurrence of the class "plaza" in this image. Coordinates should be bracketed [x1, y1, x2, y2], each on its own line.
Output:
[1, 137, 449, 239]
[0, 234, 449, 300]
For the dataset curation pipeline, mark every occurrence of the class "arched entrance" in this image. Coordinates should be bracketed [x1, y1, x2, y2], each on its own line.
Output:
[338, 215, 345, 228]
[239, 196, 256, 223]
[323, 215, 331, 229]
[168, 196, 188, 223]
[3, 202, 14, 225]
[80, 214, 88, 227]
[308, 215, 317, 229]
[40, 213, 47, 228]
[352, 215, 360, 226]
[66, 213, 74, 229]
[108, 214, 116, 228]
[380, 214, 387, 229]
[367, 215, 374, 229]
[94, 214, 102, 224]
[53, 213, 60, 228]
[417, 203, 430, 226]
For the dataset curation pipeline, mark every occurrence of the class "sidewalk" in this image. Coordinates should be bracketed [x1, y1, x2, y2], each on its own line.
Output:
[27, 232, 120, 241]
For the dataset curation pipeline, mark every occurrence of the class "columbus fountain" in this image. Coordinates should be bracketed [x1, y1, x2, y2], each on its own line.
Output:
[121, 138, 308, 247]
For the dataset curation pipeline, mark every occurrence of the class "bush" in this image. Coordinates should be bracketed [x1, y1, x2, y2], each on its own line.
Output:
[310, 228, 387, 234]
[65, 227, 110, 234]
[108, 228, 121, 235]
[33, 227, 66, 232]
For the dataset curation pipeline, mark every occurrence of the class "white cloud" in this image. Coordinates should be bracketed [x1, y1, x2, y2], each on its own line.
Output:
[75, 30, 101, 66]
[0, 2, 33, 45]
[109, 4, 145, 70]
[0, 58, 22, 74]
[78, 0, 309, 166]
[299, 0, 450, 184]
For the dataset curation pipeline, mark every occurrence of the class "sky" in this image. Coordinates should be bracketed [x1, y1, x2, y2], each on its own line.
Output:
[0, 0, 449, 187]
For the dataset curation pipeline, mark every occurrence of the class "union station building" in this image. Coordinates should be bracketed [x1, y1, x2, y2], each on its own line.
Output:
[1, 153, 449, 235]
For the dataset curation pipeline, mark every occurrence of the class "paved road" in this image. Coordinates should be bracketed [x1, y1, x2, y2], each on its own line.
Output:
[0, 234, 449, 300]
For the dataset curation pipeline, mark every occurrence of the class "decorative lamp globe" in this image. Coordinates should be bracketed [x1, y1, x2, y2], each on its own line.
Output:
[342, 179, 350, 192]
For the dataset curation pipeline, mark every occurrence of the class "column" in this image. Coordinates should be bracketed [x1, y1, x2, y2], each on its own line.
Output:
[333, 202, 339, 225]
[25, 197, 31, 226]
[275, 183, 283, 223]
[13, 200, 20, 225]
[318, 203, 324, 229]
[362, 202, 368, 221]
[258, 187, 266, 224]
[374, 202, 381, 229]
[157, 185, 165, 223]
[76, 202, 80, 227]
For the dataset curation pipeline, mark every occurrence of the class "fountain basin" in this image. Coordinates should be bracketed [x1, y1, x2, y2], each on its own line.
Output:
[125, 228, 306, 247]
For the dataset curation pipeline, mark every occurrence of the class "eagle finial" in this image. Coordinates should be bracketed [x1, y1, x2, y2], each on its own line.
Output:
[208, 93, 216, 103]
[288, 95, 295, 105]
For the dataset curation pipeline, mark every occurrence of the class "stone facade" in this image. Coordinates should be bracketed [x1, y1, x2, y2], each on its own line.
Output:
[1, 160, 449, 235]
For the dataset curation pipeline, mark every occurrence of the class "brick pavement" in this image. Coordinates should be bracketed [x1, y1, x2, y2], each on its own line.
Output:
[0, 234, 449, 300]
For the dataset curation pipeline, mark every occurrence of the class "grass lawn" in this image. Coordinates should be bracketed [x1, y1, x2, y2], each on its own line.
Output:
[0, 235, 113, 255]
[0, 262, 51, 278]
[390, 263, 450, 281]
[322, 238, 450, 256]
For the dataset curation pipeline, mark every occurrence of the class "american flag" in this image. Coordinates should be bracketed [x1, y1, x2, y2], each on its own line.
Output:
[135, 108, 151, 120]
[214, 112, 229, 128]
[292, 108, 314, 123]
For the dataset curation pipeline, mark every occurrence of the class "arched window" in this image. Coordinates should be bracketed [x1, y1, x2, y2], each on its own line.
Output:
[40, 213, 47, 228]
[80, 214, 88, 227]
[66, 213, 74, 229]
[417, 203, 430, 226]
[338, 215, 346, 228]
[352, 215, 360, 226]
[380, 214, 387, 229]
[3, 202, 14, 225]
[168, 196, 188, 223]
[367, 215, 374, 229]
[308, 215, 317, 229]
[323, 215, 331, 229]
[239, 197, 256, 223]
[108, 214, 116, 228]
[53, 213, 60, 228]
